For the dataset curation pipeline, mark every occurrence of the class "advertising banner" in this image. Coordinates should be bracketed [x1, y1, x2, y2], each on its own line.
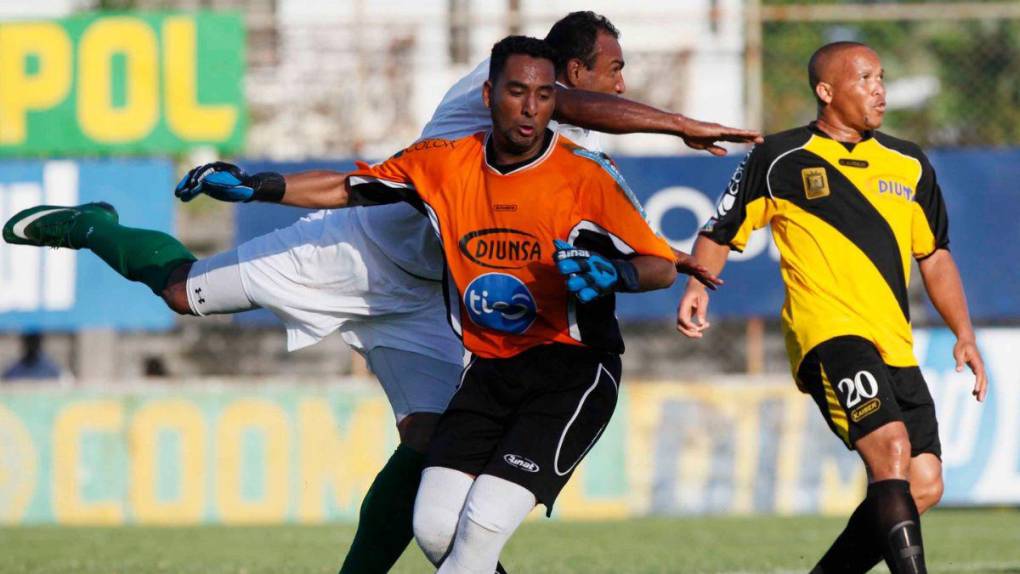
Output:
[233, 149, 1017, 323]
[0, 159, 175, 330]
[0, 12, 245, 156]
[1, 328, 1012, 525]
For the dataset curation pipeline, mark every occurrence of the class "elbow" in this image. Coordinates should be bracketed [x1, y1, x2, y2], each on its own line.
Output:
[645, 259, 677, 291]
[660, 265, 679, 289]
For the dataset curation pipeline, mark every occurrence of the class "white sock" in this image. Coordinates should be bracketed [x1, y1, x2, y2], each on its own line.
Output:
[437, 474, 536, 574]
[413, 466, 474, 565]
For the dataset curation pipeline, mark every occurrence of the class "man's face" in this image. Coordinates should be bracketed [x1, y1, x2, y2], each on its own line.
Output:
[570, 31, 626, 95]
[825, 47, 886, 131]
[484, 55, 556, 155]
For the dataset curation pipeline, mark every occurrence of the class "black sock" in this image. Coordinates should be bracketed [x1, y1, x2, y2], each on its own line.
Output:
[813, 480, 924, 574]
[812, 500, 883, 573]
[868, 479, 926, 574]
[338, 445, 424, 574]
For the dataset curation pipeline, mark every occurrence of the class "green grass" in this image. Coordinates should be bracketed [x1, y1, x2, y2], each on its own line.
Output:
[1, 509, 1017, 573]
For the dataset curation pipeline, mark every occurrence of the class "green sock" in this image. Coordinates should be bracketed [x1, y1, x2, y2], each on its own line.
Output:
[339, 444, 426, 574]
[70, 213, 196, 295]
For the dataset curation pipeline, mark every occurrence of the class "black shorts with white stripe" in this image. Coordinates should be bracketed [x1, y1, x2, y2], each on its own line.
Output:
[426, 343, 621, 515]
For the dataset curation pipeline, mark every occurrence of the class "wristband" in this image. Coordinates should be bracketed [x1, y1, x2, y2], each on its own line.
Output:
[611, 259, 641, 292]
[249, 172, 286, 203]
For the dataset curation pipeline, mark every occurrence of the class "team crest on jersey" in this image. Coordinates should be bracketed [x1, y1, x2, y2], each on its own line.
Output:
[801, 167, 830, 200]
[464, 273, 537, 334]
[459, 228, 542, 269]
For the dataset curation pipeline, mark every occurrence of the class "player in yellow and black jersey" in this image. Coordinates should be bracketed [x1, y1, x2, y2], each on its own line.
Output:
[678, 42, 988, 574]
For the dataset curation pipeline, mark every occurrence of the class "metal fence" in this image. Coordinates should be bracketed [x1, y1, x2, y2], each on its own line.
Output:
[750, 1, 1020, 147]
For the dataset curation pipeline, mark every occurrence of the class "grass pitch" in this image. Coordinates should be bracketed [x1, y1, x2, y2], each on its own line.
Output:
[2, 509, 1017, 573]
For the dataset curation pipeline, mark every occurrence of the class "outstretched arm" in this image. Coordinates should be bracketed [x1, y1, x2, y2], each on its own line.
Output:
[553, 87, 763, 156]
[175, 163, 355, 208]
[918, 248, 987, 401]
[278, 170, 350, 208]
[631, 254, 678, 291]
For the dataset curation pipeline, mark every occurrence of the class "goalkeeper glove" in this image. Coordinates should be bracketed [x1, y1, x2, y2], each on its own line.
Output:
[553, 239, 640, 303]
[175, 162, 285, 203]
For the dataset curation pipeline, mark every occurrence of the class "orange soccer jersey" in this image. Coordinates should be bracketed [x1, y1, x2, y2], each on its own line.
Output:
[346, 130, 674, 359]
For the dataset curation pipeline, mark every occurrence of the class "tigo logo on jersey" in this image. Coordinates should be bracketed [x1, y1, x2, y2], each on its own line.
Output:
[464, 273, 536, 334]
[459, 228, 542, 269]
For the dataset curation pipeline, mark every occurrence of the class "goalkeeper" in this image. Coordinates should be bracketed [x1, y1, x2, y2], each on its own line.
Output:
[4, 11, 744, 573]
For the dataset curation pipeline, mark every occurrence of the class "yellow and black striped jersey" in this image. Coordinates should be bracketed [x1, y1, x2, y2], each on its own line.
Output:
[702, 123, 949, 384]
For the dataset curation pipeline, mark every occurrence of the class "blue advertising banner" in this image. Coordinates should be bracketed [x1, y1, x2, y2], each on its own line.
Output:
[0, 160, 175, 331]
[234, 149, 1017, 323]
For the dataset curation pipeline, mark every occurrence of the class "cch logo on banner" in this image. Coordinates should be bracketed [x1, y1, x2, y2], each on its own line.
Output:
[0, 160, 175, 330]
[0, 12, 245, 155]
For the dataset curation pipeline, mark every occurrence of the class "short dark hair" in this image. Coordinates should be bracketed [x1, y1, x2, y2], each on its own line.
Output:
[488, 35, 558, 84]
[544, 11, 620, 71]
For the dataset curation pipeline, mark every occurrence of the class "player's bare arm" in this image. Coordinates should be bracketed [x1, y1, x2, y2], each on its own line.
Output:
[553, 86, 763, 156]
[631, 254, 678, 291]
[676, 235, 730, 338]
[175, 163, 358, 209]
[279, 170, 350, 208]
[918, 248, 988, 401]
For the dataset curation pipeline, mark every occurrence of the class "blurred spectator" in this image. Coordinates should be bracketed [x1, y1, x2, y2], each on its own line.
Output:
[143, 356, 169, 378]
[2, 333, 64, 382]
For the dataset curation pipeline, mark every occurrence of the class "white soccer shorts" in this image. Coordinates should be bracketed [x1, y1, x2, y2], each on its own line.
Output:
[184, 207, 464, 367]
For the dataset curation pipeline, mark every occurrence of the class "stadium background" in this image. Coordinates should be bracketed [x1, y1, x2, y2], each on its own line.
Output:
[1, 0, 1018, 571]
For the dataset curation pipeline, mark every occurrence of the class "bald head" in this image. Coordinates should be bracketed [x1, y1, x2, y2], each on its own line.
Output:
[808, 41, 871, 105]
[808, 41, 887, 137]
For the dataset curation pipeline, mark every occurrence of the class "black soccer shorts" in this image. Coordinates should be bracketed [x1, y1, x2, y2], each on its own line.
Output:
[798, 335, 941, 458]
[426, 343, 621, 514]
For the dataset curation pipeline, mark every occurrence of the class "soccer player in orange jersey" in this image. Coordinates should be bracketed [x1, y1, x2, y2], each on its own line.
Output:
[322, 36, 676, 572]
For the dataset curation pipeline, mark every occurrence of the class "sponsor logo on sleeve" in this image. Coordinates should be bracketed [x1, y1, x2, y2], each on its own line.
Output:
[704, 149, 752, 232]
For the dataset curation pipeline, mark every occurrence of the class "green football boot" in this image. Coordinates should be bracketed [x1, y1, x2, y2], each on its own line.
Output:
[2, 202, 118, 249]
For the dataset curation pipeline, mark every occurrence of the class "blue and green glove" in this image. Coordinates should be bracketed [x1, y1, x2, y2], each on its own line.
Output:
[553, 239, 640, 303]
[175, 162, 285, 203]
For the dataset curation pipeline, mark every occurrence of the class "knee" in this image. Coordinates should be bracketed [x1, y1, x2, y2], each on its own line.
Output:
[913, 473, 944, 513]
[412, 498, 459, 565]
[161, 262, 194, 315]
[860, 424, 913, 480]
[461, 491, 518, 535]
[412, 467, 471, 566]
[397, 412, 441, 454]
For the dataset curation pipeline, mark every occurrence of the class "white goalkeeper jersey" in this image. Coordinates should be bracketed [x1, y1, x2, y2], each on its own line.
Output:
[419, 58, 604, 151]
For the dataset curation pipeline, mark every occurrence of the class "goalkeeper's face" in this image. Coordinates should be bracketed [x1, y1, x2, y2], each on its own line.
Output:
[826, 47, 887, 132]
[484, 55, 557, 157]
